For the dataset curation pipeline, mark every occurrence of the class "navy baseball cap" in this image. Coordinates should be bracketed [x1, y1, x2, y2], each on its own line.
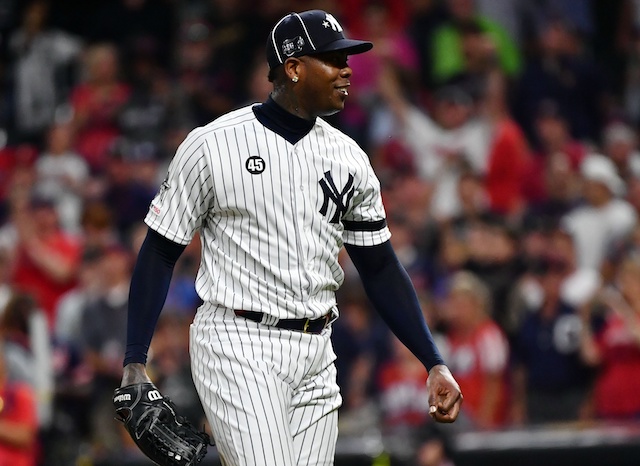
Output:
[267, 10, 373, 69]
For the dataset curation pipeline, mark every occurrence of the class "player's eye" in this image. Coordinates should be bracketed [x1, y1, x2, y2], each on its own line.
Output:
[330, 53, 349, 68]
[313, 52, 348, 68]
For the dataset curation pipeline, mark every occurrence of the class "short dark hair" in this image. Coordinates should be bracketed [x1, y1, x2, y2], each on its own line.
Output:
[268, 64, 284, 83]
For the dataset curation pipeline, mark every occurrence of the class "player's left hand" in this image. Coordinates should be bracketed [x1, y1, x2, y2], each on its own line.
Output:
[114, 382, 211, 466]
[426, 364, 463, 423]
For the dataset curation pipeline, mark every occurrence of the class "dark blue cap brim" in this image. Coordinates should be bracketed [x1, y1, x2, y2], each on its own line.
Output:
[313, 38, 373, 55]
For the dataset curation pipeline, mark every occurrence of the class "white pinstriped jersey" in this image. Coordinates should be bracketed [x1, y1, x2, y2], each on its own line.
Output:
[145, 104, 391, 320]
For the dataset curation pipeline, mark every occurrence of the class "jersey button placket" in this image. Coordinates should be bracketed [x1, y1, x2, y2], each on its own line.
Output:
[289, 146, 312, 296]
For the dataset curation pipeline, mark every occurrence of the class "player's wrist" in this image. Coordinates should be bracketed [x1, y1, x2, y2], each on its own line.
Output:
[121, 363, 152, 387]
[427, 363, 449, 376]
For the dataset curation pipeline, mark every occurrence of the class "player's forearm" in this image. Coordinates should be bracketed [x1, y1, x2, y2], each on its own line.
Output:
[123, 228, 186, 366]
[345, 241, 445, 371]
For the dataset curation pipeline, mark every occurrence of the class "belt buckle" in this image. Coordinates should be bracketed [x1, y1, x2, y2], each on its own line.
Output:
[303, 318, 311, 333]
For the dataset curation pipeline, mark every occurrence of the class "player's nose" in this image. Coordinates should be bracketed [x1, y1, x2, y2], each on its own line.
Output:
[339, 65, 352, 78]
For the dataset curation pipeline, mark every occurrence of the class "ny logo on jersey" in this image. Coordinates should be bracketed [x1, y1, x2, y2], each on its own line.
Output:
[319, 171, 354, 223]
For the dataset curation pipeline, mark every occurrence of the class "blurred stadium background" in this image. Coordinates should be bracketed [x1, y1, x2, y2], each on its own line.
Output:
[2, 0, 640, 464]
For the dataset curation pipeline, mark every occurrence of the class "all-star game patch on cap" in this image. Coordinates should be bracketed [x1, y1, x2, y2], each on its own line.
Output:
[266, 10, 373, 69]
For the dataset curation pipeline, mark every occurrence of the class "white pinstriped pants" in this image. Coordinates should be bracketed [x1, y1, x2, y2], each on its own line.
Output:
[190, 304, 342, 466]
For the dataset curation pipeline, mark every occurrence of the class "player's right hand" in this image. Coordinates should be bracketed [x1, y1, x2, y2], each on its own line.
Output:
[426, 364, 463, 423]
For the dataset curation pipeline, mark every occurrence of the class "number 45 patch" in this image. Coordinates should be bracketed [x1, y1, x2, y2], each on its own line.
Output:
[246, 156, 266, 174]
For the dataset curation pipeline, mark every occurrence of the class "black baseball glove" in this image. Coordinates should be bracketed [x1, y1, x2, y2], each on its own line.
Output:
[113, 382, 211, 466]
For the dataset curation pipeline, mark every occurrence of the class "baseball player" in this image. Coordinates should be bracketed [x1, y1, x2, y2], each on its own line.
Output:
[118, 9, 462, 466]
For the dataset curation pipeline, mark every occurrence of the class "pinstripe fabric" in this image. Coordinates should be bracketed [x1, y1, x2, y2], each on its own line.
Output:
[147, 104, 390, 464]
[145, 105, 390, 320]
[191, 304, 340, 466]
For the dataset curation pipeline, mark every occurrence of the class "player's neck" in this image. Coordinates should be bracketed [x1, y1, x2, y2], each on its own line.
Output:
[270, 90, 316, 121]
[254, 96, 315, 145]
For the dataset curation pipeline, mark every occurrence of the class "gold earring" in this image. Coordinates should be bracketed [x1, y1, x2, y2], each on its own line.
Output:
[292, 76, 299, 83]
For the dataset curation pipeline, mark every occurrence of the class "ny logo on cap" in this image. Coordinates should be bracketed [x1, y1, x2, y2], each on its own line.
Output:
[322, 13, 343, 32]
[282, 36, 305, 57]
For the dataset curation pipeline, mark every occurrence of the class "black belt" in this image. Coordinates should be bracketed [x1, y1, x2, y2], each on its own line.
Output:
[234, 310, 332, 334]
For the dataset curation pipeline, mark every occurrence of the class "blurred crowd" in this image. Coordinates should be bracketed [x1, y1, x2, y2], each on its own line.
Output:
[1, 0, 640, 465]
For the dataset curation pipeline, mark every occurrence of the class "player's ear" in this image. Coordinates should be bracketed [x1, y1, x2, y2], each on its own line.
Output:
[283, 58, 301, 83]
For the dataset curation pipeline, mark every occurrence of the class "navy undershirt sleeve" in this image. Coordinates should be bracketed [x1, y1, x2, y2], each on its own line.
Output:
[345, 240, 445, 371]
[123, 228, 186, 366]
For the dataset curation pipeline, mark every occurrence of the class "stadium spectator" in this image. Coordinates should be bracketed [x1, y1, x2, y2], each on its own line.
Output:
[116, 37, 177, 163]
[548, 226, 602, 309]
[49, 245, 101, 451]
[332, 290, 391, 419]
[462, 216, 526, 336]
[580, 257, 640, 420]
[34, 122, 89, 235]
[0, 342, 38, 466]
[440, 270, 509, 429]
[378, 65, 490, 223]
[47, 245, 103, 463]
[522, 99, 587, 208]
[427, 224, 470, 300]
[561, 154, 637, 271]
[474, 0, 525, 45]
[480, 71, 530, 218]
[78, 201, 119, 252]
[512, 15, 608, 144]
[7, 0, 82, 145]
[430, 0, 522, 85]
[510, 255, 594, 425]
[0, 249, 13, 315]
[413, 421, 456, 466]
[338, 0, 409, 37]
[10, 193, 81, 328]
[95, 139, 158, 242]
[0, 142, 39, 226]
[0, 293, 53, 429]
[69, 43, 130, 173]
[53, 247, 103, 351]
[79, 244, 132, 458]
[377, 336, 431, 431]
[405, 0, 448, 88]
[445, 19, 501, 102]
[338, 0, 420, 148]
[602, 120, 640, 182]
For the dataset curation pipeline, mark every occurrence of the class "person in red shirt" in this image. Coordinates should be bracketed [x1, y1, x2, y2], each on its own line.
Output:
[70, 43, 130, 173]
[580, 257, 640, 419]
[11, 194, 81, 328]
[523, 99, 587, 206]
[0, 346, 38, 466]
[377, 336, 431, 429]
[481, 71, 530, 218]
[441, 270, 509, 428]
